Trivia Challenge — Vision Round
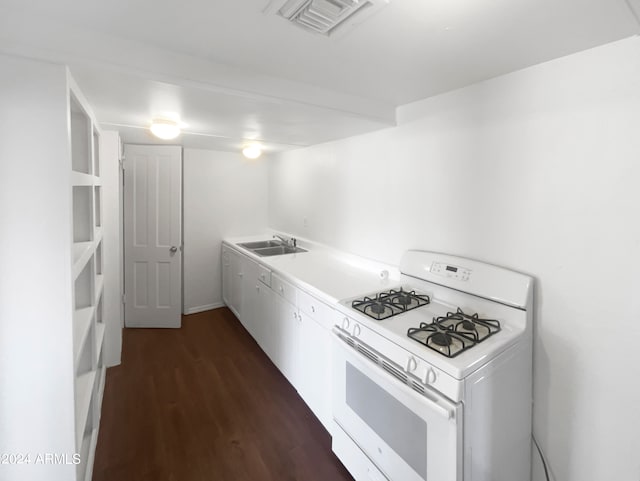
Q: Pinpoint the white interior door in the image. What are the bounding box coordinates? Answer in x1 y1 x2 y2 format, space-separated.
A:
124 144 182 328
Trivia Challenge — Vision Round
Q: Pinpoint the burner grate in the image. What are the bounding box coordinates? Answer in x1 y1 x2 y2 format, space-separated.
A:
407 308 501 358
351 288 430 320
436 307 501 343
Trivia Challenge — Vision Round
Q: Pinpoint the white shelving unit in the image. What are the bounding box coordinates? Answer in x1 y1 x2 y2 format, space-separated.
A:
1 55 116 481
70 75 106 481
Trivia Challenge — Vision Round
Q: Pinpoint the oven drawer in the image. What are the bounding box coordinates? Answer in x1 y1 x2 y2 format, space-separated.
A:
333 424 389 481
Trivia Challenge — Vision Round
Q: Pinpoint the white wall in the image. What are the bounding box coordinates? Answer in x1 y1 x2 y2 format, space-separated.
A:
183 148 268 314
268 36 640 481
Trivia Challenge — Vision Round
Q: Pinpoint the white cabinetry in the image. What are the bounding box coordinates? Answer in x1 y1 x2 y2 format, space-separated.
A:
222 246 232 306
0 54 106 481
297 291 334 433
240 255 260 334
243 258 272 350
222 246 244 319
223 247 274 353
221 243 335 434
253 278 275 352
271 273 302 389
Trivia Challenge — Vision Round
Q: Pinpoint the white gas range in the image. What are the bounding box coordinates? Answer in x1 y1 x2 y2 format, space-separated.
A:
330 250 533 481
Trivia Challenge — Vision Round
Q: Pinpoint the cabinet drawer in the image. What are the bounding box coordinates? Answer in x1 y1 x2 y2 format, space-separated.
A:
271 273 297 305
258 264 271 287
298 290 334 329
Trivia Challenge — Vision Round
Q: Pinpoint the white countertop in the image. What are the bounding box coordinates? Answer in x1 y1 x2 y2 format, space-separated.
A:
224 234 401 304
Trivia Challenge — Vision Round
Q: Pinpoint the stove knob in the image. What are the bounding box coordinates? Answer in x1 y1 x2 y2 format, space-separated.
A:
406 356 417 373
342 317 350 330
425 368 437 385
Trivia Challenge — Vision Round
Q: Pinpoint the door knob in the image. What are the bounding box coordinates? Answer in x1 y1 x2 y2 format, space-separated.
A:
170 246 178 253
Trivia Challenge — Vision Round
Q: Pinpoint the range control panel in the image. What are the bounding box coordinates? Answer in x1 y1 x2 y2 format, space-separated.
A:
430 261 471 281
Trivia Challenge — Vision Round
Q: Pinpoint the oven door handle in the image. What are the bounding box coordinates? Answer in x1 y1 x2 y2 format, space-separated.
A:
333 329 456 420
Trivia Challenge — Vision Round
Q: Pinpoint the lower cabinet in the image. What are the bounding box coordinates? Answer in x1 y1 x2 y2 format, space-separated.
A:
222 246 244 319
252 280 273 352
298 311 333 433
222 247 231 306
271 292 301 389
240 255 260 334
222 243 335 434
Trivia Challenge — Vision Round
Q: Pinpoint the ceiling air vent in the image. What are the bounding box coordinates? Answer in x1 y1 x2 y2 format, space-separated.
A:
264 0 389 37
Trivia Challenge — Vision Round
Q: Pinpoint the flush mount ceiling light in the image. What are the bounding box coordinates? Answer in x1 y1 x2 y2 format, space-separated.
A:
242 144 263 159
264 0 390 37
150 117 181 140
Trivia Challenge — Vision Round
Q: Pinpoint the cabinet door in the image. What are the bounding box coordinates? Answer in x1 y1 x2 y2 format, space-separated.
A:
240 256 260 337
299 311 333 433
253 281 273 353
262 289 284 368
229 249 243 319
271 293 301 390
222 247 231 306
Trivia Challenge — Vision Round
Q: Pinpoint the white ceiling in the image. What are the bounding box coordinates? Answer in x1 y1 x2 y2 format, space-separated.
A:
1 0 638 152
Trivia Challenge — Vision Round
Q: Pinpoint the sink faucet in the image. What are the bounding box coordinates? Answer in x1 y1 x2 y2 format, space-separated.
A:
274 234 297 247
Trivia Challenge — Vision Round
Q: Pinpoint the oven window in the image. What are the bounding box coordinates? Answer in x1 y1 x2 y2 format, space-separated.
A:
346 362 427 480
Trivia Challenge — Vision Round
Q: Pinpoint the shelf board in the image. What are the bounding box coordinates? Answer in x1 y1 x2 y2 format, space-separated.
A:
71 171 94 186
95 323 105 366
96 366 106 421
84 426 99 481
94 275 104 304
72 242 94 280
75 370 96 447
73 307 94 363
77 430 92 480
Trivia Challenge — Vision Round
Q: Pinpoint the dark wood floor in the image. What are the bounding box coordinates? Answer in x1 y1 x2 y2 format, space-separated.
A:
93 308 353 481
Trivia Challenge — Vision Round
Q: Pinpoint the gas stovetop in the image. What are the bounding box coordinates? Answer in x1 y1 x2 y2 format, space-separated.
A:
350 288 501 358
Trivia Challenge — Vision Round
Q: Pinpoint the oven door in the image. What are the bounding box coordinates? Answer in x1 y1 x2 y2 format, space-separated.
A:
332 330 462 481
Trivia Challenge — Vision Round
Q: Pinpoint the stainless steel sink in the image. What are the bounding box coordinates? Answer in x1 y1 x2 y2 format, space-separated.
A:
252 245 307 257
238 240 284 249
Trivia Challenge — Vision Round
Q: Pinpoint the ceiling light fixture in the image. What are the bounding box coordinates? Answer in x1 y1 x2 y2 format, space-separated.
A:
242 144 262 159
150 117 181 140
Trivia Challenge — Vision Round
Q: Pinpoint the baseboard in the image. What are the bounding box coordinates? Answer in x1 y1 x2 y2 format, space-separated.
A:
183 302 226 315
